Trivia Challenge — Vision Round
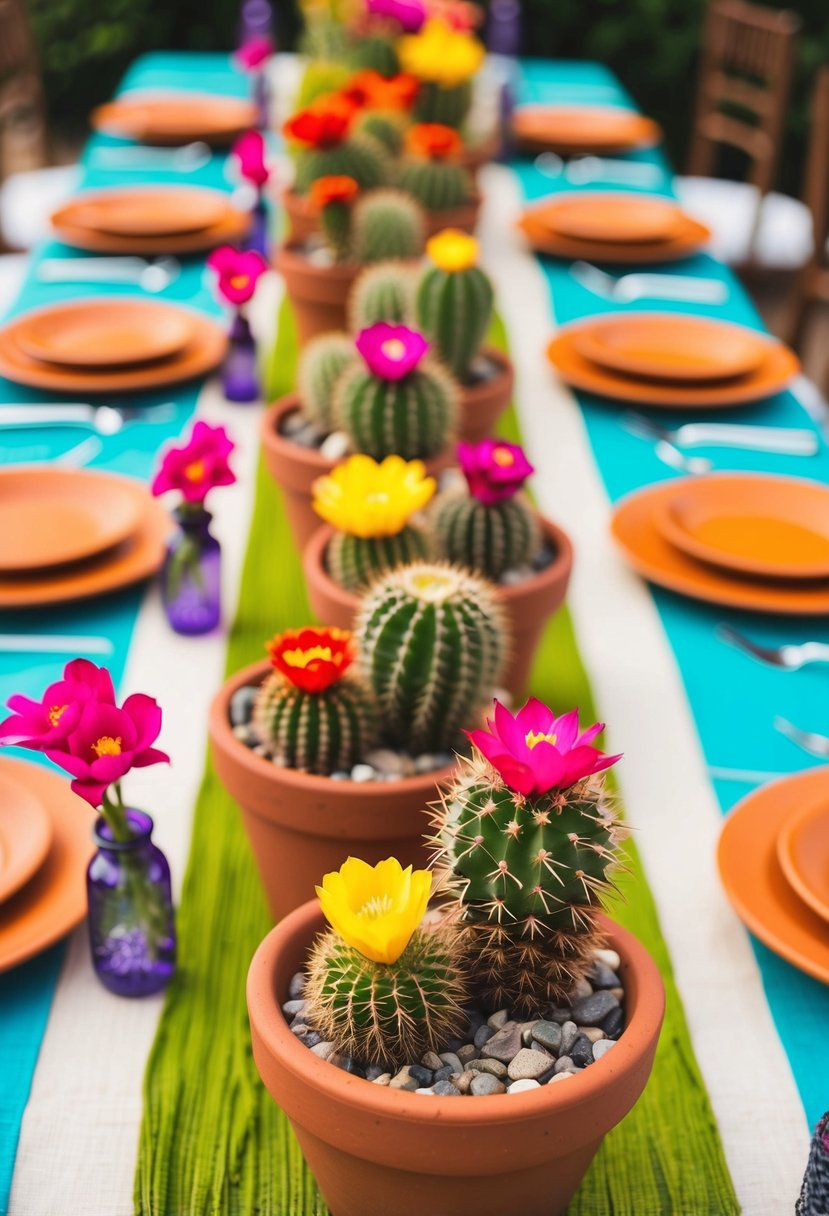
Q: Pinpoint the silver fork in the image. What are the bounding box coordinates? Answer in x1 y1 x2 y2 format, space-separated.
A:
623 411 818 456
622 416 711 474
774 717 829 758
0 401 177 436
571 261 728 305
717 624 829 670
534 152 663 188
90 141 212 172
38 256 181 294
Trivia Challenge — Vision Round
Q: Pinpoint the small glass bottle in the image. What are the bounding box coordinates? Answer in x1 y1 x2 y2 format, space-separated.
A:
160 504 222 635
245 195 269 258
222 312 259 404
86 809 176 998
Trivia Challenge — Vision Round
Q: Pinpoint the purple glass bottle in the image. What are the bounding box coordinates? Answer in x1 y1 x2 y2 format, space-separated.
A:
160 505 222 635
86 809 176 998
238 0 273 45
245 196 269 258
222 313 259 403
253 70 270 131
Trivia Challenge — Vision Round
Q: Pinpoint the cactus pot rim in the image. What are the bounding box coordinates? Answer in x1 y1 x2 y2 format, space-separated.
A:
275 240 360 289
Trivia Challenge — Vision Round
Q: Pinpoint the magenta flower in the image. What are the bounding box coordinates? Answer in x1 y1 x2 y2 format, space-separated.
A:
233 129 269 188
46 696 170 808
458 439 534 506
236 35 274 70
206 245 268 306
467 698 622 797
367 0 427 31
0 659 115 750
355 323 429 381
151 421 235 505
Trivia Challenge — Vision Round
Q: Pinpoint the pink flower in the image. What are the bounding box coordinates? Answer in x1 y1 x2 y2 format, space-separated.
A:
366 0 427 32
236 35 274 70
466 698 622 797
0 659 115 750
233 129 269 187
457 439 534 505
152 421 235 504
355 323 429 381
206 245 268 306
47 696 169 808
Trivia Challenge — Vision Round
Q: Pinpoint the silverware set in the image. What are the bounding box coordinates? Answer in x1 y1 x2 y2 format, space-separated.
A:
0 401 177 436
534 152 664 189
37 256 181 293
90 140 212 173
571 260 728 306
622 411 818 475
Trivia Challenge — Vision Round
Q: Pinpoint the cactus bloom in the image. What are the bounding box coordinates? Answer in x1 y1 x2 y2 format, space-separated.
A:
267 627 355 693
206 245 268 306
232 129 269 187
317 856 432 964
283 94 356 148
467 698 622 797
355 322 429 380
366 0 427 33
426 227 479 271
151 421 236 504
398 18 485 88
313 453 436 537
341 70 419 111
405 122 462 160
458 438 534 506
308 174 360 212
0 658 115 750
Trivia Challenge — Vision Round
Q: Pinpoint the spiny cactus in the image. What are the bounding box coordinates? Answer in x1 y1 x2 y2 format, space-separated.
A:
398 157 471 213
413 80 472 130
433 489 540 580
294 134 388 196
348 261 417 331
297 332 354 431
351 189 426 264
356 562 505 753
416 232 494 380
356 110 406 156
328 527 430 591
335 352 457 460
347 35 400 79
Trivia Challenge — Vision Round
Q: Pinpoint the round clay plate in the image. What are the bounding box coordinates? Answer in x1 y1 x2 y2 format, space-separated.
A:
15 299 195 369
63 187 228 237
717 767 829 984
654 474 829 581
51 200 250 255
518 205 710 264
0 769 53 905
513 105 662 155
536 194 685 244
777 799 829 925
0 468 149 573
0 757 94 973
572 315 768 384
91 94 257 147
611 479 829 615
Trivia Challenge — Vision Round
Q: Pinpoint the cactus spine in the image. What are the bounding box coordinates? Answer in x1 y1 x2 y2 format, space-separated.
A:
328 526 430 591
347 36 400 79
334 357 457 460
348 261 417 331
413 80 472 130
356 563 505 752
432 490 540 579
297 332 354 431
252 671 376 775
416 258 493 381
351 189 426 264
398 158 472 212
356 110 406 155
294 135 387 196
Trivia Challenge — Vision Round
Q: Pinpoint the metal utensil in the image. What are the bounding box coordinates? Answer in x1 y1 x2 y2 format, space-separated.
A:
774 717 829 759
0 402 177 436
717 624 829 671
0 634 114 656
38 256 181 294
571 261 728 305
792 374 829 445
534 152 663 188
621 417 712 474
90 140 212 172
622 411 819 456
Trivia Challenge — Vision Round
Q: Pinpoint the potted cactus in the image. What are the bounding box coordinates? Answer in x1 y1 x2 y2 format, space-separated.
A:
398 17 484 131
209 562 505 920
397 123 481 235
247 700 665 1216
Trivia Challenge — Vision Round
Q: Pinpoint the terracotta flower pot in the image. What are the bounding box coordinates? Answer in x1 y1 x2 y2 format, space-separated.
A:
459 131 500 182
423 189 482 237
303 514 574 696
281 188 318 245
459 345 513 443
247 901 665 1216
275 243 358 346
209 660 455 922
281 187 483 244
261 395 456 552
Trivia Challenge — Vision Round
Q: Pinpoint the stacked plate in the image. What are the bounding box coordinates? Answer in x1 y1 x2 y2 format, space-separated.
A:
51 186 250 255
0 297 226 394
90 93 257 147
0 466 168 608
512 105 662 156
519 192 710 262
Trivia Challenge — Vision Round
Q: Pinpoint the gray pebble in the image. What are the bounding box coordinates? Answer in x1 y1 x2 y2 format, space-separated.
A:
433 1080 462 1096
507 1078 540 1093
444 1037 465 1053
521 1023 538 1047
408 1065 434 1087
457 1043 478 1065
290 1025 321 1048
468 1057 507 1078
593 1039 616 1061
433 1066 454 1083
373 1073 391 1085
329 770 350 781
439 1052 462 1073
507 1049 554 1082
570 976 594 1000
481 1021 523 1063
500 565 534 586
229 685 257 726
548 1070 574 1084
471 1073 506 1096
560 1021 578 1055
350 763 376 783
474 1024 495 1049
364 1063 387 1081
421 1051 443 1071
547 1007 573 1024
310 1042 337 1062
590 962 621 990
389 1067 420 1091
581 1027 606 1044
415 1087 436 1095
365 748 415 777
602 1007 625 1039
487 1009 509 1030
452 1071 475 1094
319 430 350 461
232 723 257 746
570 1034 594 1068
281 410 309 438
464 1009 485 1036
531 1021 562 1054
571 990 619 1026
281 999 306 1018
336 1056 365 1077
288 972 306 1000
554 1055 576 1075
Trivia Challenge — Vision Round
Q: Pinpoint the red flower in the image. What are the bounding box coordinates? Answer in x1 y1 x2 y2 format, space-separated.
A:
309 174 360 213
267 627 355 693
341 70 420 112
405 122 462 160
283 94 357 149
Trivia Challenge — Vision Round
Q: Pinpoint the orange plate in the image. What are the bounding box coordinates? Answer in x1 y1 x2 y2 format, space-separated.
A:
518 206 711 265
534 194 686 244
91 94 257 147
513 105 662 155
717 767 829 984
15 299 195 369
655 474 829 581
0 497 169 608
0 302 225 394
51 200 250 255
0 468 149 573
777 799 829 925
0 757 94 973
547 321 799 410
611 479 829 615
0 769 53 905
63 187 229 237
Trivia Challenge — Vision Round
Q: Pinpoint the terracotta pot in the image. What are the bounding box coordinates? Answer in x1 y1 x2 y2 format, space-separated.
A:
247 902 665 1216
304 514 574 696
460 131 500 182
459 345 513 442
275 243 358 346
281 188 318 245
209 660 455 922
261 396 456 552
423 189 482 237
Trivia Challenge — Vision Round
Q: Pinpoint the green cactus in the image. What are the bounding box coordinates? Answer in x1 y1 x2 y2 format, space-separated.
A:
305 925 468 1065
328 526 431 592
334 356 457 460
432 490 540 580
348 261 417 331
294 134 388 196
356 110 406 156
416 257 493 380
252 670 376 776
413 81 472 130
351 189 426 265
435 755 625 1012
347 35 400 79
397 157 472 213
297 332 354 432
356 563 505 753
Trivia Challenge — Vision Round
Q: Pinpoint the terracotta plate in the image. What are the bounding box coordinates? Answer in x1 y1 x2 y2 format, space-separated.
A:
518 206 711 264
655 474 829 581
15 299 194 369
547 322 799 410
513 105 662 155
572 315 768 384
63 187 228 237
717 767 829 984
777 799 829 925
90 94 257 147
0 303 225 393
0 497 169 608
535 194 686 244
611 479 829 614
0 769 53 905
51 201 250 255
0 468 149 573
0 757 94 973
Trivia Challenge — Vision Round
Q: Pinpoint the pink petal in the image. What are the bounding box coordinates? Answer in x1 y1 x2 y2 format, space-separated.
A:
122 694 162 750
552 707 580 751
132 746 170 769
530 745 568 793
90 753 132 783
465 728 509 769
6 694 43 715
516 697 556 739
69 778 107 808
575 721 604 747
491 755 537 797
491 699 525 752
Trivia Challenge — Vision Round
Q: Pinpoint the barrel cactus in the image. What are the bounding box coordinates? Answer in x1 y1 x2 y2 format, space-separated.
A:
398 124 472 213
335 323 457 460
297 331 355 431
356 561 505 753
313 453 436 591
285 93 388 195
344 70 420 156
397 19 484 130
415 229 493 381
434 698 625 1013
351 189 426 264
413 80 472 129
348 261 418 331
252 627 376 775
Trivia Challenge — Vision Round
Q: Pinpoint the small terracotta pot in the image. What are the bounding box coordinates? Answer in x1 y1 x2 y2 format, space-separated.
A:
459 345 513 443
423 189 482 237
281 188 318 245
261 396 456 551
304 514 574 696
460 131 500 182
281 187 483 244
275 243 358 346
247 902 665 1216
209 660 455 922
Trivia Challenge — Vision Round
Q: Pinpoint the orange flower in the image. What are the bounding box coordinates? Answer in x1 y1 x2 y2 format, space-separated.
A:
309 174 360 212
283 93 357 149
341 70 420 112
266 627 355 694
405 122 462 161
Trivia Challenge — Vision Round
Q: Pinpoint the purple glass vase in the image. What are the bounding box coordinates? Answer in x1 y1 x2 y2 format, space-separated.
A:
245 195 269 258
486 0 522 56
160 505 222 636
86 809 176 998
253 70 270 130
222 312 259 403
238 0 273 45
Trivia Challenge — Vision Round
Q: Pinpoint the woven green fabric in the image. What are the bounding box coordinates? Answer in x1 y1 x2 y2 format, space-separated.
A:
134 305 738 1215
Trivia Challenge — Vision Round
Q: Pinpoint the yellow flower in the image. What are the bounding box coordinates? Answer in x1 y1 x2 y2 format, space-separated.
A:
317 856 432 964
311 453 436 538
426 228 479 272
397 19 485 88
